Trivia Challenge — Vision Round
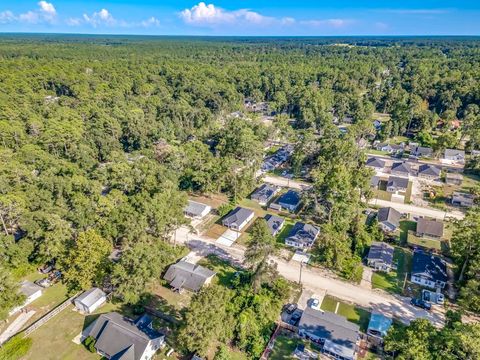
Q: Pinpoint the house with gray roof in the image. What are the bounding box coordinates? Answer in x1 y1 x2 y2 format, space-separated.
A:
163 261 216 292
416 218 444 239
411 250 447 290
366 157 386 170
9 281 43 316
285 222 320 249
83 312 165 360
444 149 465 163
250 184 279 206
386 176 409 193
411 146 433 158
377 207 401 233
418 164 441 180
298 307 360 360
445 173 463 185
390 162 411 177
367 242 394 272
276 190 302 212
452 192 475 207
376 143 405 156
370 175 381 188
222 207 254 231
74 287 107 314
184 200 211 219
264 214 285 236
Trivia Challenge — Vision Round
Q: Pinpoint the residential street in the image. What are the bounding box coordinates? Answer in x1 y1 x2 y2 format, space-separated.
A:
262 175 312 190
175 226 445 327
368 198 464 220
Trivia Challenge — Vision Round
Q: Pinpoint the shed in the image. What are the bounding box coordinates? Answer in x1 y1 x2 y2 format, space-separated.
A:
74 287 107 314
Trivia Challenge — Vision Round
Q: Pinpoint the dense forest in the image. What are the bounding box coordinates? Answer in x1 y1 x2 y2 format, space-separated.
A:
1 36 480 355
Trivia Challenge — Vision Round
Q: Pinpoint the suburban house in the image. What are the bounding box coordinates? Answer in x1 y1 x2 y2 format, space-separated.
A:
9 281 43 315
366 157 386 170
411 251 448 290
376 143 405 156
298 307 360 360
416 218 444 239
74 287 107 314
285 222 320 249
370 175 381 188
250 184 279 206
83 312 165 360
367 313 393 339
386 176 409 193
390 162 411 177
418 164 441 181
445 173 463 185
367 242 395 272
452 191 475 207
411 146 433 158
222 207 255 231
184 200 211 219
164 261 216 292
276 190 302 212
264 214 285 236
444 149 465 163
377 207 401 233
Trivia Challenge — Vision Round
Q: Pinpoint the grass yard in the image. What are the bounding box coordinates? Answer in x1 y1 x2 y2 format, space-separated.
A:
238 198 268 218
407 232 445 251
368 149 389 156
462 173 480 191
373 189 392 202
269 334 297 360
275 218 296 247
371 247 412 295
404 181 413 203
198 254 241 288
399 221 416 245
320 296 370 332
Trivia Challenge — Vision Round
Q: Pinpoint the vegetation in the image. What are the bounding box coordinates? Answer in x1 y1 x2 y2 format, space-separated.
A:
0 336 32 360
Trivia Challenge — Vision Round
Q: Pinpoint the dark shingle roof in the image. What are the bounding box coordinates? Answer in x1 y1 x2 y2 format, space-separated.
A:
251 184 278 203
264 214 285 235
164 261 215 292
411 251 447 283
367 242 394 265
86 312 163 360
445 149 465 158
417 218 444 237
412 146 433 157
277 190 301 207
286 222 320 247
391 162 411 174
418 164 441 177
366 157 386 169
377 207 401 228
387 176 409 189
222 207 254 227
184 200 210 217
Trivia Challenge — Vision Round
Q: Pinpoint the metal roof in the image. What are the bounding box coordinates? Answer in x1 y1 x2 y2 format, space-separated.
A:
75 287 106 308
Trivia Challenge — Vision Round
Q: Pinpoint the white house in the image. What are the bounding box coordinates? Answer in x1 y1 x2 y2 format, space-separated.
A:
222 207 254 231
443 149 465 164
184 200 211 219
74 287 107 314
9 281 43 315
411 251 447 290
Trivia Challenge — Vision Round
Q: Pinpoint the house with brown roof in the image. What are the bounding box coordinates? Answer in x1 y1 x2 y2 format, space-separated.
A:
416 218 444 239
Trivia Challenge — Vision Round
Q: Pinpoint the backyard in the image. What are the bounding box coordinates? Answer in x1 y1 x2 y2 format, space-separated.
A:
320 295 370 332
371 247 412 295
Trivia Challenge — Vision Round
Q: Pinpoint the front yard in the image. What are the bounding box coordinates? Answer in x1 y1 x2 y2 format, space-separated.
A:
371 247 412 295
320 295 370 332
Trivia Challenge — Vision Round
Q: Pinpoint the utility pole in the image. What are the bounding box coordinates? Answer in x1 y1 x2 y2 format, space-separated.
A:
299 261 304 285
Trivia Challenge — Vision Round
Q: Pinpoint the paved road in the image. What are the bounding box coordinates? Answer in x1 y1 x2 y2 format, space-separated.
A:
262 175 312 190
176 226 445 327
369 198 464 220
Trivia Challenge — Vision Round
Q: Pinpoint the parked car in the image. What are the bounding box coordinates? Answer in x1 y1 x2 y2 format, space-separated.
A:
422 289 444 305
35 278 52 288
289 312 302 326
411 298 431 310
48 270 62 282
38 264 53 274
285 303 297 314
309 298 320 310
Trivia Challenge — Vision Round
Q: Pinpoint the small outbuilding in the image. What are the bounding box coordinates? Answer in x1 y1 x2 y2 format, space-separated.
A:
367 313 393 338
74 287 107 314
184 200 212 219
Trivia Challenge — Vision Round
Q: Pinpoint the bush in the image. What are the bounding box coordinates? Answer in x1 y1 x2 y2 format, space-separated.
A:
0 336 32 360
83 336 96 353
217 203 234 217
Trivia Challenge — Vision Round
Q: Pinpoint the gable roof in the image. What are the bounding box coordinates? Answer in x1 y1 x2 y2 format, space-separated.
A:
411 251 447 283
412 146 433 156
370 175 381 187
446 173 463 181
377 207 401 228
19 281 43 298
417 218 444 237
86 312 163 360
299 308 359 360
264 214 285 235
222 207 254 227
368 313 393 337
445 149 465 158
286 222 320 247
366 157 386 169
251 184 278 202
76 287 106 308
418 164 441 177
184 200 211 217
164 261 216 292
277 190 301 207
367 242 394 265
387 176 409 189
391 162 411 174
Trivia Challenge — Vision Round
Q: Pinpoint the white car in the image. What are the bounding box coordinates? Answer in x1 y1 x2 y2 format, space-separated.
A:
309 298 320 310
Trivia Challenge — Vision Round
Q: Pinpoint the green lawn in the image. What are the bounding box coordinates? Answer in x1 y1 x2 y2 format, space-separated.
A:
371 247 412 295
399 221 416 245
198 254 241 288
404 181 413 203
276 218 296 246
368 149 389 156
373 189 392 201
269 335 297 360
407 232 445 251
320 296 370 332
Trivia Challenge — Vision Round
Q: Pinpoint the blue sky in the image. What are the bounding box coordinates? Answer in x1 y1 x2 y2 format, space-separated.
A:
0 1 479 35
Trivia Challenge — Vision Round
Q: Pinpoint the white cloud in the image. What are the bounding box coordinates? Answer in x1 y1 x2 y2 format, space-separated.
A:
19 11 39 24
0 2 57 24
300 18 352 28
180 2 273 26
66 17 81 26
38 1 56 17
141 17 160 27
83 8 116 27
0 10 15 24
380 9 449 15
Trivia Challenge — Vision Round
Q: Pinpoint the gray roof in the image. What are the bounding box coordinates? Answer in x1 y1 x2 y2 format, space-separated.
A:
367 242 394 265
75 287 106 308
417 218 444 237
412 146 433 157
387 176 409 189
19 281 43 298
277 190 301 207
377 207 401 228
264 214 285 235
299 308 359 360
446 173 463 180
370 175 381 187
164 261 215 292
391 162 411 174
222 207 254 227
86 312 163 360
445 149 465 158
366 157 386 169
251 184 278 203
286 222 320 247
418 164 441 177
411 251 447 283
184 200 210 217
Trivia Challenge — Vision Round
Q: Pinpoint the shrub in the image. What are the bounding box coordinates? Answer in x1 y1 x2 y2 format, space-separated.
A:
83 336 96 353
0 336 32 360
217 203 234 217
